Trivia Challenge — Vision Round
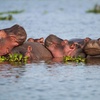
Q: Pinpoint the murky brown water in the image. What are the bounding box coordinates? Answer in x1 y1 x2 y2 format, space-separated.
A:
0 0 100 100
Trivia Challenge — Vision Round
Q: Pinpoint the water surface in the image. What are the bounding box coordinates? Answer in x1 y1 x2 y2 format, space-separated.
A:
0 0 100 100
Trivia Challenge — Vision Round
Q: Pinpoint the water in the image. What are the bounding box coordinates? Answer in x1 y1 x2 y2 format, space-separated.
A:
0 0 100 100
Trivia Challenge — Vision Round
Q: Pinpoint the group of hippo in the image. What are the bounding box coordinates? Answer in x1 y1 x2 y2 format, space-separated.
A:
0 24 100 63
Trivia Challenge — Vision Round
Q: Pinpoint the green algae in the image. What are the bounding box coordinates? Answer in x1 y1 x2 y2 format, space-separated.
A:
63 56 86 63
86 4 100 14
0 10 24 15
0 10 24 21
0 53 28 63
0 15 13 20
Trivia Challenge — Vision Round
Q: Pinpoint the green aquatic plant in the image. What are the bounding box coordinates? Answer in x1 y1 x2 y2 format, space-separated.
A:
63 56 86 63
0 56 6 62
0 10 24 21
0 53 28 63
0 15 13 20
86 4 100 14
43 10 48 15
0 10 24 15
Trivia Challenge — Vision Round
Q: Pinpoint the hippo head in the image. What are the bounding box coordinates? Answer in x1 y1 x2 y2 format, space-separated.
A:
4 24 27 45
45 34 86 58
84 38 100 56
0 24 27 56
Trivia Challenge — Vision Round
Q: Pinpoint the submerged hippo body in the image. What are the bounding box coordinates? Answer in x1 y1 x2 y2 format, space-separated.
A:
10 42 53 61
22 42 53 60
84 38 100 56
86 56 100 65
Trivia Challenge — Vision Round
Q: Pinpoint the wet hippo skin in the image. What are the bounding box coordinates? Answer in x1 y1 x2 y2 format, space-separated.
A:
84 38 100 56
10 42 53 61
0 24 27 56
45 34 86 58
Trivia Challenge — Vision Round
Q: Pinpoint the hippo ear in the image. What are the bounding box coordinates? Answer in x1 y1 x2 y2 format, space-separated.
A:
27 38 34 42
6 47 10 54
61 40 68 46
9 35 19 46
84 37 91 43
40 37 44 43
27 46 32 52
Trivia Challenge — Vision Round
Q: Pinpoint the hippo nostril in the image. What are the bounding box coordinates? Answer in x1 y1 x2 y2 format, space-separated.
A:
70 46 74 49
70 44 74 49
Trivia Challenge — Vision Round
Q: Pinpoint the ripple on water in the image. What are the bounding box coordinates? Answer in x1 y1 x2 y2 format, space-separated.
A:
0 0 100 100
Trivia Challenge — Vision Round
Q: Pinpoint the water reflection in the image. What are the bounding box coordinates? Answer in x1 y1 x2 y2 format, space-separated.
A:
0 63 26 79
0 56 100 79
0 0 100 99
46 57 100 66
86 57 100 66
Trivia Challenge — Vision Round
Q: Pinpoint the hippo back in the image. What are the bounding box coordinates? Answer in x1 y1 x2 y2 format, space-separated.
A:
23 42 53 60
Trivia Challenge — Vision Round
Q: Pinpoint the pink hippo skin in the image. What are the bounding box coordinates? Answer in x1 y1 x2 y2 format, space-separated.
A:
45 34 86 58
0 24 27 56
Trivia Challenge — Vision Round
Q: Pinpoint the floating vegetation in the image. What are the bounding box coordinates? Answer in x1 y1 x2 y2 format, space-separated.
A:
0 53 28 64
0 10 24 21
0 10 24 15
63 56 86 63
0 15 13 20
43 10 48 15
86 4 100 14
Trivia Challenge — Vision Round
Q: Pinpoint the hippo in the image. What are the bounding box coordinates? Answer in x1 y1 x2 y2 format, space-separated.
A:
45 34 86 58
83 38 100 56
0 24 100 63
3 24 27 45
0 24 27 56
10 42 53 62
69 37 91 48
